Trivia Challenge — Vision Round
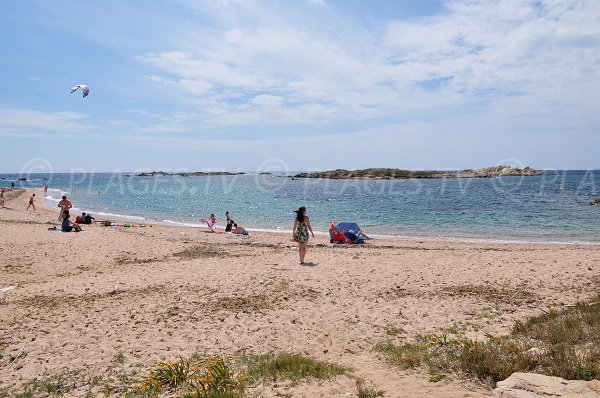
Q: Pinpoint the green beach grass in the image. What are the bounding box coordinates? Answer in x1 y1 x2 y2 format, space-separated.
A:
375 294 600 386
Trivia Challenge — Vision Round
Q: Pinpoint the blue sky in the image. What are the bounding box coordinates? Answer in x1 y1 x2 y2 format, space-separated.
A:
1 0 599 173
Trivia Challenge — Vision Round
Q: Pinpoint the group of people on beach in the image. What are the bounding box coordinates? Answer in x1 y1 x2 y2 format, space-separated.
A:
5 182 319 264
203 207 315 264
56 195 95 232
204 211 249 236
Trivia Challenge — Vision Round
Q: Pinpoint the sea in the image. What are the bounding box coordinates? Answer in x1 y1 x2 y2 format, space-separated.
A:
1 171 600 244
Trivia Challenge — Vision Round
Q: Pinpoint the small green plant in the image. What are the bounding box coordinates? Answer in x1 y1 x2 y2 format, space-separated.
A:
385 325 405 336
374 341 423 369
100 385 113 396
355 377 384 398
242 352 349 383
133 355 246 398
0 346 5 360
429 374 445 383
8 377 72 397
113 351 125 365
375 294 600 387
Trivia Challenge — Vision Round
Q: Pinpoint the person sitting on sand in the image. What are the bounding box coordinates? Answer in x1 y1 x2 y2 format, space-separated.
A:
207 213 217 232
0 189 5 208
61 214 76 232
83 213 95 224
232 223 249 236
76 213 85 223
357 229 370 239
26 193 36 211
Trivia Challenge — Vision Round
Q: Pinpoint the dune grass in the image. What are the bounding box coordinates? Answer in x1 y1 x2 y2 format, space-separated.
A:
131 355 247 398
241 352 349 383
375 294 600 386
355 377 385 398
4 377 72 398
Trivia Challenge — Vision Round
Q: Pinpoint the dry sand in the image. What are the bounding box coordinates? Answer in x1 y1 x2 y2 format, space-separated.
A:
1 188 599 397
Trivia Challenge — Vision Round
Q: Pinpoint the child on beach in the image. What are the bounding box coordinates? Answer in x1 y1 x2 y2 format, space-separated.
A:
26 194 36 211
207 213 217 232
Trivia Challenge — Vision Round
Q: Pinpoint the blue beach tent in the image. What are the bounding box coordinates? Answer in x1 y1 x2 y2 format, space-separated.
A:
330 222 370 244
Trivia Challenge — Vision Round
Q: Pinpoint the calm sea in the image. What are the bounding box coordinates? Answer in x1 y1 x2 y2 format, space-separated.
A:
2 171 599 243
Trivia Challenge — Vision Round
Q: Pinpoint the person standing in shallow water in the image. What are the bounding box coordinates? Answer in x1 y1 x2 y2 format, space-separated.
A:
293 206 314 264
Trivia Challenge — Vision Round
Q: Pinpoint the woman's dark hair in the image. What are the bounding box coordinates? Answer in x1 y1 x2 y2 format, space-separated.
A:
62 196 67 200
294 206 306 223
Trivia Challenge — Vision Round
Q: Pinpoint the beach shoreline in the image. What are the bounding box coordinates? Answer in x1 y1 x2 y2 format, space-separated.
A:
1 187 599 397
34 187 600 246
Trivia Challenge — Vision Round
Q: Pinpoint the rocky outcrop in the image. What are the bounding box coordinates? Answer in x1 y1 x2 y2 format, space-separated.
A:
136 171 245 177
449 166 544 178
293 166 545 180
590 198 600 206
493 372 600 398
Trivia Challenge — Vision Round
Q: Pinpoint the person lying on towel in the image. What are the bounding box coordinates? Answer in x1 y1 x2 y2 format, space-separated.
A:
232 223 249 236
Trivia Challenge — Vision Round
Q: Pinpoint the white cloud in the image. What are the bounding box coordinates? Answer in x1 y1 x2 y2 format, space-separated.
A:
0 106 94 138
137 0 599 135
307 0 327 6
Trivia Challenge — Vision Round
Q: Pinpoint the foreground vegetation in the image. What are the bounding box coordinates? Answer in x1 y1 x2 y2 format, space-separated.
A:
375 294 600 386
241 352 349 383
2 352 360 398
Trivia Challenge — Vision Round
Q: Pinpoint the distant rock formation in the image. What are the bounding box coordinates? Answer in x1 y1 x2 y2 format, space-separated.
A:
590 198 600 206
293 166 544 180
492 372 600 397
449 166 544 178
136 171 245 177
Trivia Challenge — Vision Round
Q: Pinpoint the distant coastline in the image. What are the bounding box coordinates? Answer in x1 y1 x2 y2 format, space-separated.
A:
136 171 246 177
293 165 545 180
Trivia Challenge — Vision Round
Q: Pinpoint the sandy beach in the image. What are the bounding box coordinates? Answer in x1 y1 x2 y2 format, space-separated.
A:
1 188 599 397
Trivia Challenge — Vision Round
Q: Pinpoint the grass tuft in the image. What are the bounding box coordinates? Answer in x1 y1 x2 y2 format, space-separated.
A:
113 351 125 365
132 355 246 398
375 294 600 386
242 352 349 383
355 377 384 397
7 377 72 398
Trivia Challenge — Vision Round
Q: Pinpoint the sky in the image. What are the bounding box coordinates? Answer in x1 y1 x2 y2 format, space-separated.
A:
1 0 599 173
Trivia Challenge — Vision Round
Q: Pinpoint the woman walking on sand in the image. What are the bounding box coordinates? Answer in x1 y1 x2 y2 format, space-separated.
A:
293 206 314 264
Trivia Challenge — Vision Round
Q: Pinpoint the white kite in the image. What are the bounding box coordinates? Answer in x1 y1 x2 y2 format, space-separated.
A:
70 84 90 98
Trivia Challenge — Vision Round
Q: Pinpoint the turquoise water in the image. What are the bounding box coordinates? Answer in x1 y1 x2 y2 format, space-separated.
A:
2 171 600 243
